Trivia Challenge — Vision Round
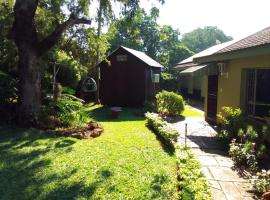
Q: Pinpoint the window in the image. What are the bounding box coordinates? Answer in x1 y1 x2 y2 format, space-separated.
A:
116 55 127 62
245 69 270 118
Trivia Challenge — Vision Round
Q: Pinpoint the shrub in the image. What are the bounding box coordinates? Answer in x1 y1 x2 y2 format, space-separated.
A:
228 125 267 172
143 101 156 113
217 107 244 143
41 94 89 128
0 70 18 106
62 86 76 95
176 145 212 200
156 90 184 116
229 139 258 172
145 112 179 145
251 169 270 194
160 72 178 92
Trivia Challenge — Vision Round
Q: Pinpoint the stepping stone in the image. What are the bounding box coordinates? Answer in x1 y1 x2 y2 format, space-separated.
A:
198 155 219 166
215 156 234 167
208 166 247 182
219 181 244 200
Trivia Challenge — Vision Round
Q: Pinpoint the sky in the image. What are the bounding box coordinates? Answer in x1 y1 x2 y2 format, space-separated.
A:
140 0 270 40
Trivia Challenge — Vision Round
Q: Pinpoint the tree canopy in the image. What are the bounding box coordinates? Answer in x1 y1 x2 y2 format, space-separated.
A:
182 26 233 53
108 7 193 70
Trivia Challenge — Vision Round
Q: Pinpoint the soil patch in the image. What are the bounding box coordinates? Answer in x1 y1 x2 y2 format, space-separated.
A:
49 122 103 139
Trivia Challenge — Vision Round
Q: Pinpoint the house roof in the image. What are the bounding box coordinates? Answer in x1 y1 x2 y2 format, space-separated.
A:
120 46 164 68
216 26 270 54
193 26 270 63
175 41 235 69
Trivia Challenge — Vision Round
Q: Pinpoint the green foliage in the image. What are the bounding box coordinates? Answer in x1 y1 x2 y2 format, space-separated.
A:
143 101 156 113
229 139 258 172
156 90 184 116
217 106 244 143
0 1 17 72
182 26 233 53
176 145 212 200
62 86 76 95
160 72 178 92
108 7 193 70
251 170 270 194
0 71 18 106
54 50 88 88
228 125 267 172
145 112 179 144
42 94 89 127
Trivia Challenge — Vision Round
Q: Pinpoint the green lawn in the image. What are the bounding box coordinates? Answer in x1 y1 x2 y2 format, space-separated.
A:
0 106 178 199
182 106 204 118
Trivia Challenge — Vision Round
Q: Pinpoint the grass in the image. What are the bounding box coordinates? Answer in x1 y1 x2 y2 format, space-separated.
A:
182 106 204 118
0 105 178 199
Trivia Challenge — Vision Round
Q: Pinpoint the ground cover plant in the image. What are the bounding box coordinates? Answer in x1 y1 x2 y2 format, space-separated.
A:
176 146 212 200
145 112 211 200
0 106 178 199
145 112 179 147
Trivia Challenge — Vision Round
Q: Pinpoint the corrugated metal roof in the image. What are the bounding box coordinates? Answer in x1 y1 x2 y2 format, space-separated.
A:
121 46 164 68
175 41 235 69
216 26 270 54
180 65 207 74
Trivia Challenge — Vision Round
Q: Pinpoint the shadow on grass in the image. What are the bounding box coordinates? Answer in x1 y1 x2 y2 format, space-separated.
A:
44 169 113 199
88 106 145 122
155 134 175 156
150 174 171 199
0 127 112 199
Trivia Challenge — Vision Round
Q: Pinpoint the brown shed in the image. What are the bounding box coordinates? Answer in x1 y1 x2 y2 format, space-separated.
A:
97 46 163 107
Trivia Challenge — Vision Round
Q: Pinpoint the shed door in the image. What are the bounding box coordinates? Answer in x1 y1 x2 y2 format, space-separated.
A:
207 75 218 122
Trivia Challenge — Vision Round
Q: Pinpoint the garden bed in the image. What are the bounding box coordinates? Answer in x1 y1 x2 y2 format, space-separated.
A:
49 122 103 139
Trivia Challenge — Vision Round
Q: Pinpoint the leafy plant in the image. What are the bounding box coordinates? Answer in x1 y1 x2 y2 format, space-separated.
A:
176 145 212 200
145 112 179 145
156 90 184 117
143 101 156 113
62 86 76 95
41 94 89 128
0 70 18 106
160 72 178 92
228 124 268 172
251 170 270 194
229 139 258 172
217 106 244 143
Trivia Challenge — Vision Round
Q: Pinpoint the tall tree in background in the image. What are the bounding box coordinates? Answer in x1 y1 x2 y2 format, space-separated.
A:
182 26 233 53
108 7 193 70
11 0 91 124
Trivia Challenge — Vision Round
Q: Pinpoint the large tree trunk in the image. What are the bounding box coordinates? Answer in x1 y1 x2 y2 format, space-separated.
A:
11 0 91 126
17 44 41 124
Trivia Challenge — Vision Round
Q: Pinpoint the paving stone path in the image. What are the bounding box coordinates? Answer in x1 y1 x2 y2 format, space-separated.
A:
171 114 254 200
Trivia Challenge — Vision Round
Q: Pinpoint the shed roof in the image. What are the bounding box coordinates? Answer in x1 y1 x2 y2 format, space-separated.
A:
120 46 163 68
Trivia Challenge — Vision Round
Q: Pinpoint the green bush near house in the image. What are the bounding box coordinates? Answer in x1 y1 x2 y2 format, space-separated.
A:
217 106 244 144
145 112 179 146
251 169 270 195
156 90 184 117
176 145 212 200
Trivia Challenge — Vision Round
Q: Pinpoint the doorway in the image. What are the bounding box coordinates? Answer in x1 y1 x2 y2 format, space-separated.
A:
207 75 218 123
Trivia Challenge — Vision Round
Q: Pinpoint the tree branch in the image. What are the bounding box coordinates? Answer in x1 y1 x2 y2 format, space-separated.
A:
37 13 91 56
